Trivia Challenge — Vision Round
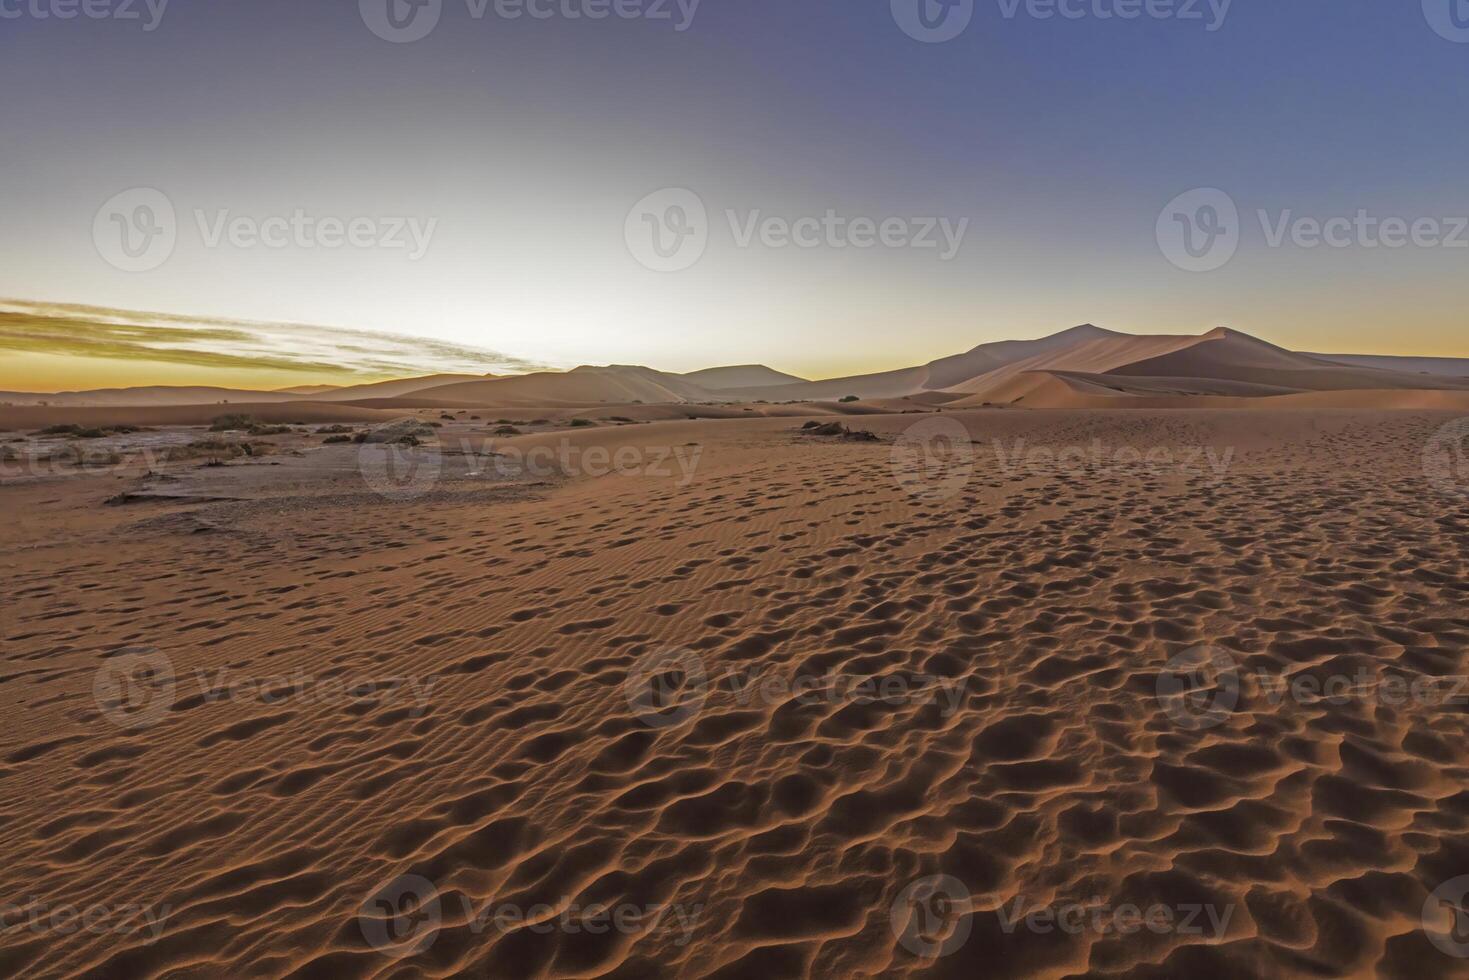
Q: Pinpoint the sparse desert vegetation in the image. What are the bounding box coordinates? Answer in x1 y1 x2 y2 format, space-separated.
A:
35 423 145 438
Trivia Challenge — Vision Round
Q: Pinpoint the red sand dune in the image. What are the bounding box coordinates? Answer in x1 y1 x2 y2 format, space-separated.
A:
11 324 1469 413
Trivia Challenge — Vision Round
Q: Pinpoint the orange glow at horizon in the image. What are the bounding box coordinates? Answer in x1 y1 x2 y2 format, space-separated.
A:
0 352 406 395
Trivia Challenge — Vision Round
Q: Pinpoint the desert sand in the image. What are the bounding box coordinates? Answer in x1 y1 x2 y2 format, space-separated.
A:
4 392 1469 978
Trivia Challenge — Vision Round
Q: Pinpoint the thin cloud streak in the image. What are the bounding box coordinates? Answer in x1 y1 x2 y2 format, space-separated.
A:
0 299 551 390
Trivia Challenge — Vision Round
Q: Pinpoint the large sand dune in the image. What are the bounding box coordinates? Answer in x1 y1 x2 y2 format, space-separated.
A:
11 322 1469 412
678 366 809 391
1107 329 1469 393
944 329 1469 409
940 333 1218 403
712 325 1124 402
953 374 1469 410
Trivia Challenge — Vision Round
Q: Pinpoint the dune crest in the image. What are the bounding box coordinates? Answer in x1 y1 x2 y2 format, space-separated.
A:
9 309 1469 412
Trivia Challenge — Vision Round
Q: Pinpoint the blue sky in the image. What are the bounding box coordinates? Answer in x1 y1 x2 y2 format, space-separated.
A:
2 0 1466 383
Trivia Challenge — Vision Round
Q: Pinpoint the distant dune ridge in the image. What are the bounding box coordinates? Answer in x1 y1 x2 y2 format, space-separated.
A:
678 364 810 390
5 314 1469 411
1304 351 1469 379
